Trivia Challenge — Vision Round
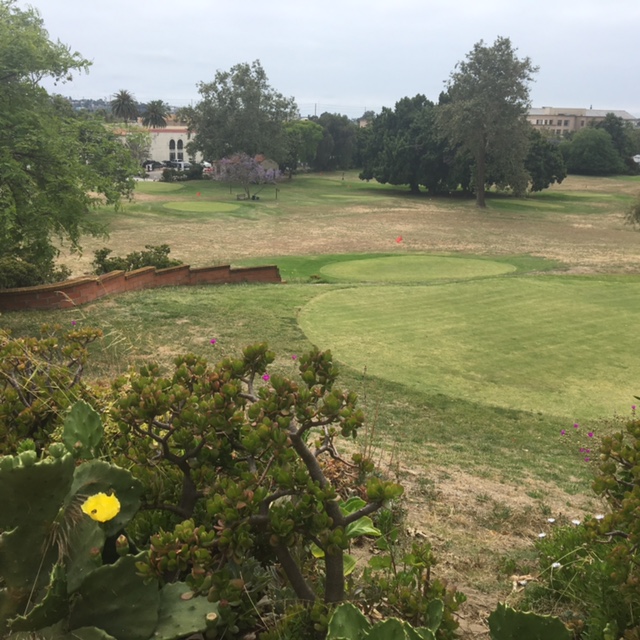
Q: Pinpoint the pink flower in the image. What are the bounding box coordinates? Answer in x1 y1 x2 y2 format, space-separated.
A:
573 423 579 429
560 429 566 435
291 354 297 360
588 432 594 438
210 339 217 345
633 405 637 411
71 320 77 326
262 373 270 382
584 457 591 462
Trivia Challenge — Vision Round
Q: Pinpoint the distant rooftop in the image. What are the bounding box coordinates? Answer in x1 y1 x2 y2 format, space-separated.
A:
529 107 638 120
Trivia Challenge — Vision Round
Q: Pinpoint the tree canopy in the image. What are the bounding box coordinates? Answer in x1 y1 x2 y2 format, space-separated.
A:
525 129 567 191
214 153 280 199
141 99 169 128
438 37 538 207
560 127 626 176
0 0 139 287
310 112 358 171
282 119 324 175
186 60 298 163
359 95 452 194
110 89 138 123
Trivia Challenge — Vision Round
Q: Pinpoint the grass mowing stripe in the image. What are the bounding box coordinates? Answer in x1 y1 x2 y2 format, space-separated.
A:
298 277 640 421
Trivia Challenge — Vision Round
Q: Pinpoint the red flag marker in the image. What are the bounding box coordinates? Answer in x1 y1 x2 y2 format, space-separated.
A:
196 192 201 197
396 236 403 243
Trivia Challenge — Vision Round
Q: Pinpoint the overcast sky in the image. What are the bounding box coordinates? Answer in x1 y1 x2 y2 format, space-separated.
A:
26 0 640 119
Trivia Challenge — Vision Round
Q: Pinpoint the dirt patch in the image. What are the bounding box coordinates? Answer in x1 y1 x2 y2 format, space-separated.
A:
330 431 600 639
371 458 600 639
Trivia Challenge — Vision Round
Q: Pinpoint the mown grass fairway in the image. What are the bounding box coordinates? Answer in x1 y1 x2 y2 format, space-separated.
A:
6 171 640 623
299 271 640 421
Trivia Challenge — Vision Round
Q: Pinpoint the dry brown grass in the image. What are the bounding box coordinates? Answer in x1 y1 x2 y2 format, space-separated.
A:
60 173 640 278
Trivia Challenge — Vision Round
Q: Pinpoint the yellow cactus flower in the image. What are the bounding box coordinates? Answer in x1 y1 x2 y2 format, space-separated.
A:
81 492 121 522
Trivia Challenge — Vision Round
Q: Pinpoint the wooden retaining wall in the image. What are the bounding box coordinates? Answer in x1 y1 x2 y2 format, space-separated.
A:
0 264 281 312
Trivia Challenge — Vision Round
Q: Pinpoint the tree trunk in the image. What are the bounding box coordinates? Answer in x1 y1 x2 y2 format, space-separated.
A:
275 543 316 602
324 547 346 604
475 147 487 208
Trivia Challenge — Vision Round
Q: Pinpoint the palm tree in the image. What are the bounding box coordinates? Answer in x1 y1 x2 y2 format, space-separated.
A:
141 100 168 128
110 89 138 124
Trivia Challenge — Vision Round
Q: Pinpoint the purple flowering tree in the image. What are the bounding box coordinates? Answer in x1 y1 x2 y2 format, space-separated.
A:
215 152 280 199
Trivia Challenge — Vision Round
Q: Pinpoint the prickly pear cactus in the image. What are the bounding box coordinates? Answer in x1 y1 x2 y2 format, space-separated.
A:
0 450 75 630
154 583 220 640
488 603 571 640
68 554 159 640
62 400 104 459
7 621 118 639
326 602 438 640
327 602 372 639
1 402 143 637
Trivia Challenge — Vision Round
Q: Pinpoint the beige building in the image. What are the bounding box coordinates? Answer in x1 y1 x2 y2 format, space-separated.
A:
146 125 203 164
528 107 639 137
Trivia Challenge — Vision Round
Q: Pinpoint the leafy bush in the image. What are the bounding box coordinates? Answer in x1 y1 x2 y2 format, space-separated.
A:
0 325 103 455
0 256 71 289
357 540 465 639
159 168 188 182
111 344 403 611
625 193 640 228
92 244 182 275
186 163 204 180
526 410 640 638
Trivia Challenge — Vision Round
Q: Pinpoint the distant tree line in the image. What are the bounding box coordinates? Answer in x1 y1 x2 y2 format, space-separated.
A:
181 44 566 208
558 113 640 176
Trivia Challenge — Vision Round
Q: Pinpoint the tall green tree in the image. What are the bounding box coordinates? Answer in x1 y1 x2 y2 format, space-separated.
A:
560 128 626 175
360 95 451 194
0 1 138 287
187 60 298 163
121 126 151 165
110 89 138 123
525 129 567 191
438 37 538 207
282 119 324 176
594 113 639 173
311 112 358 171
141 99 168 128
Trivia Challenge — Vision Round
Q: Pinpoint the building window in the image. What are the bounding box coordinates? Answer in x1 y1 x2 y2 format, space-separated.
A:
581 121 585 127
177 140 184 161
564 120 569 126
